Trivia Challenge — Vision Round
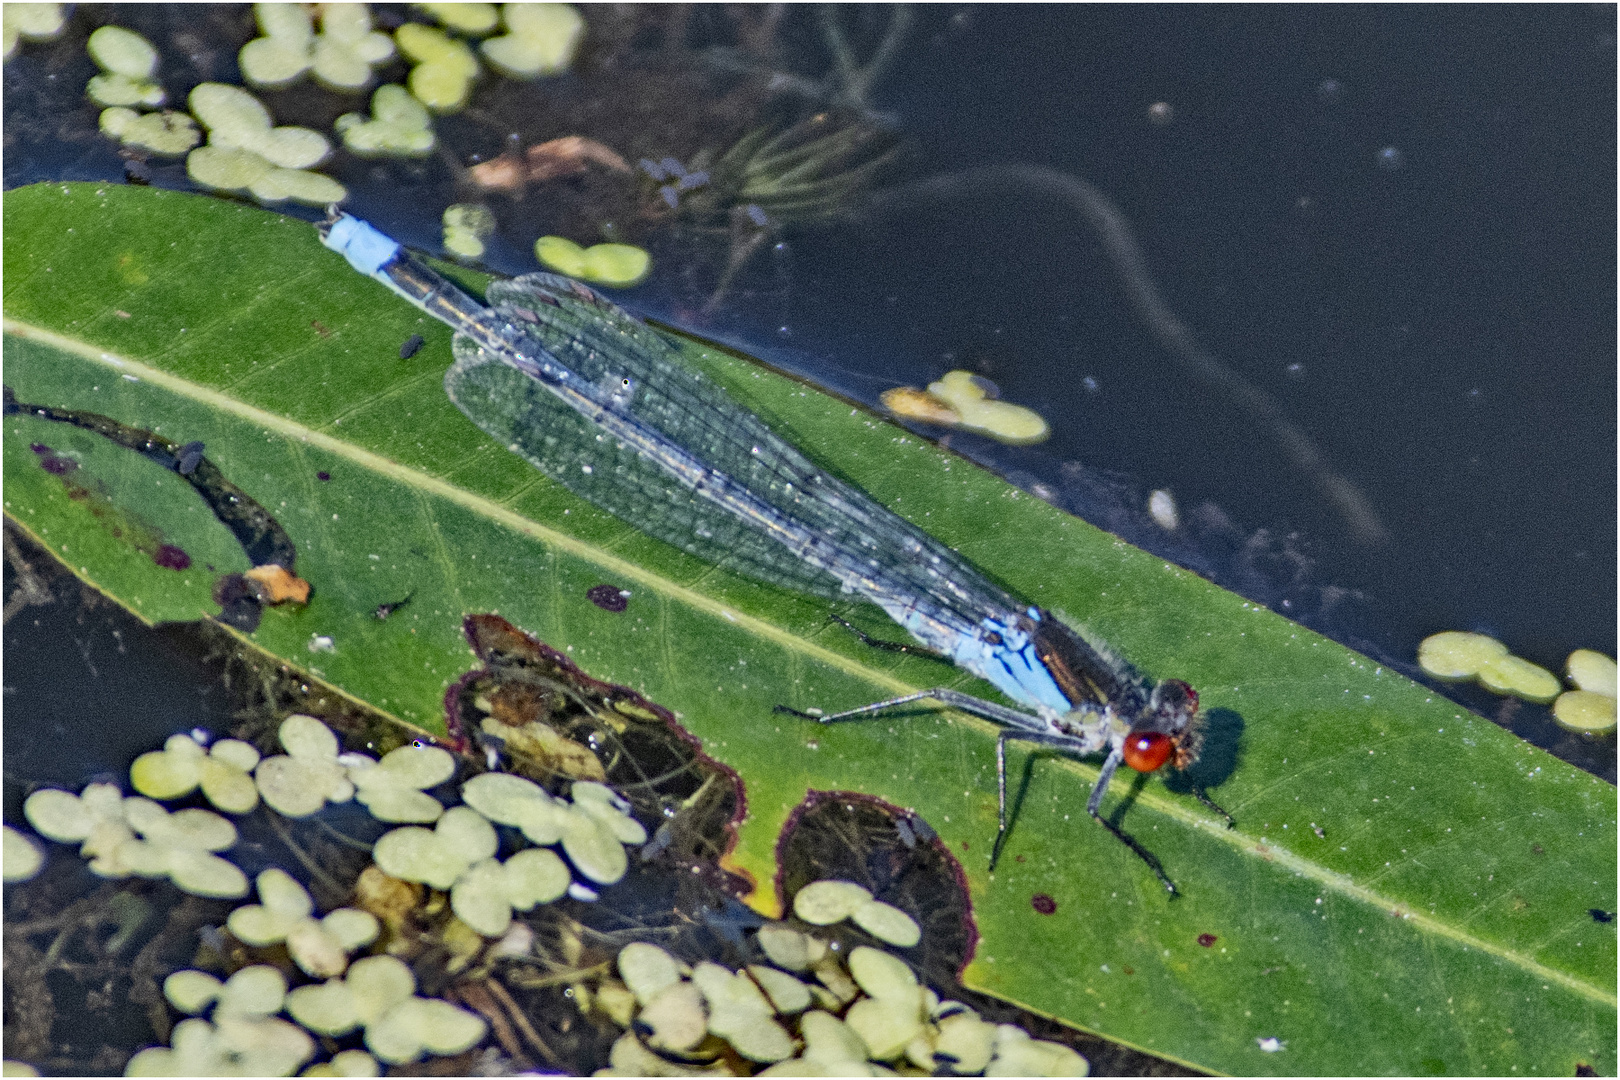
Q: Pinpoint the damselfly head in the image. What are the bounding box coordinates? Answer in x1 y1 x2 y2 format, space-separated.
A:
1122 679 1202 772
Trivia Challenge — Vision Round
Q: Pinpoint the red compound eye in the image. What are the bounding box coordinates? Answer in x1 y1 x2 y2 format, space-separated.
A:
1123 730 1174 772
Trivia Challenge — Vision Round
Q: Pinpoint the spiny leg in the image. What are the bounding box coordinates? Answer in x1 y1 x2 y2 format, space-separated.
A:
828 613 950 661
1192 784 1235 828
992 733 1181 896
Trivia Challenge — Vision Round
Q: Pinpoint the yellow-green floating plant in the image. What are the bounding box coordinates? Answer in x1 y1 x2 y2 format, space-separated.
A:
335 83 437 157
3 3 66 61
535 235 651 287
480 2 584 79
395 23 479 113
86 25 164 107
239 2 396 91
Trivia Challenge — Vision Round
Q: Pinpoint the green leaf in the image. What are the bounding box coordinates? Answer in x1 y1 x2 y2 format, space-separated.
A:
4 182 1613 1075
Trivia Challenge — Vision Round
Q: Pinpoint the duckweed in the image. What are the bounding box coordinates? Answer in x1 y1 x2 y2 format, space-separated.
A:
927 370 1050 445
1552 690 1618 734
3 4 66 60
1477 654 1561 703
1567 649 1617 697
125 1015 315 1077
850 897 921 948
793 878 873 924
185 83 344 205
86 26 165 108
442 202 496 259
227 868 378 977
350 742 455 822
335 83 436 157
98 108 201 156
480 3 584 80
534 235 651 287
1416 630 1509 681
130 733 260 813
239 3 395 90
253 714 357 817
395 23 479 113
417 3 500 35
2 825 43 884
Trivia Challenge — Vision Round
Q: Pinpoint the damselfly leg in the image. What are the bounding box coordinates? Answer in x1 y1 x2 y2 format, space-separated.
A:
775 687 1182 895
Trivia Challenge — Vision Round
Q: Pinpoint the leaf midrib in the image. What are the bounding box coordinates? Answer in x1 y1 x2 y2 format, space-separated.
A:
6 313 1610 1008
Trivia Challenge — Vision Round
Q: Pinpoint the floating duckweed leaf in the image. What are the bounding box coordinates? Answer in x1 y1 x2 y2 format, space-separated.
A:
559 806 628 884
24 784 110 842
501 846 570 909
372 825 463 890
846 946 919 1004
929 370 1050 445
756 924 817 973
934 1009 996 1074
449 857 511 936
131 733 259 812
305 1048 381 1077
617 942 684 1006
480 2 584 79
284 977 361 1036
282 714 340 759
533 234 650 287
365 995 487 1064
323 907 381 951
1417 630 1509 680
985 1024 1089 1077
1553 690 1618 734
798 1009 869 1066
850 898 921 948
352 743 454 822
459 771 548 821
189 84 330 168
1478 654 1561 703
85 26 164 107
238 3 316 88
417 3 500 35
846 995 926 1062
335 84 436 157
163 970 224 1015
637 981 707 1053
310 4 396 90
98 107 200 155
3 3 66 59
747 964 812 1015
214 964 286 1019
2 825 44 884
228 867 313 942
1567 649 1617 696
395 23 479 113
436 805 499 860
793 879 873 925
442 202 495 260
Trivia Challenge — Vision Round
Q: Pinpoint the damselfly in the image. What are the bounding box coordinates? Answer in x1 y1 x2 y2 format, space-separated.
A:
318 212 1231 894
